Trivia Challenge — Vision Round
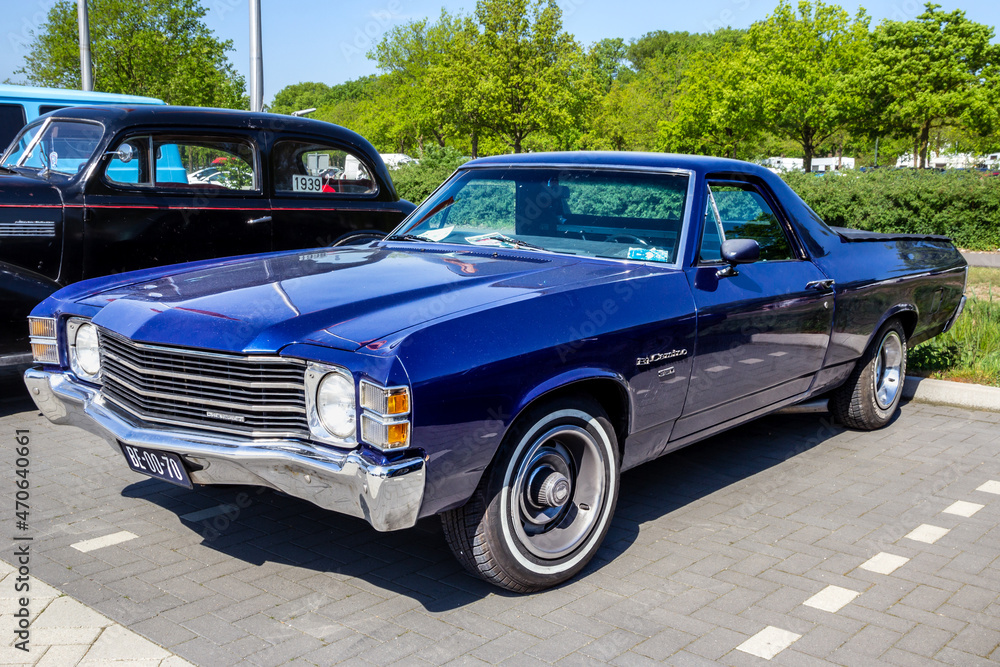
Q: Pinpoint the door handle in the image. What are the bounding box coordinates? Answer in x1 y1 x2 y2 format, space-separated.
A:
806 279 835 290
247 215 272 225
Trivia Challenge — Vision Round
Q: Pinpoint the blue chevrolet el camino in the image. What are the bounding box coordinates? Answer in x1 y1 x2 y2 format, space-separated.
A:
25 153 966 591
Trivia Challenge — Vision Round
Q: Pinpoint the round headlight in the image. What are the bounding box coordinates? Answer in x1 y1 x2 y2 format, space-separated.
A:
317 372 356 439
73 321 101 378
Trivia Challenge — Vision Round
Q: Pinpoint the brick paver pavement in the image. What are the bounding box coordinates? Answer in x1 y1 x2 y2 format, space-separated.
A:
2 379 1000 665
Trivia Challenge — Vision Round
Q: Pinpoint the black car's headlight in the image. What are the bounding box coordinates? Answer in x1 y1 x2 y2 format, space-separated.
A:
305 363 357 445
67 317 101 383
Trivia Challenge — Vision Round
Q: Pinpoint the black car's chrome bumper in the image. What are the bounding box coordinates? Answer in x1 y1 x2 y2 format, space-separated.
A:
23 368 425 532
942 295 967 334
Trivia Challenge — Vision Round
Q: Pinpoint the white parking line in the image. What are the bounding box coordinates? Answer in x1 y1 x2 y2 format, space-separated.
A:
180 504 238 522
71 531 138 553
859 552 910 575
904 524 950 544
736 626 801 660
976 480 1000 495
942 500 984 517
803 585 860 613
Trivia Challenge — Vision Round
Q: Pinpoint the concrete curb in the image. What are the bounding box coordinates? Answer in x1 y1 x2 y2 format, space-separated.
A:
961 251 1000 268
903 376 1000 412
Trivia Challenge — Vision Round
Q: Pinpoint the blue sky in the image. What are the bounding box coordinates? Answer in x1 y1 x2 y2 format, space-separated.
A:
3 0 999 105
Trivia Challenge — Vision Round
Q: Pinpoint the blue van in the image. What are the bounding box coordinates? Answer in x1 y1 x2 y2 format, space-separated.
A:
0 83 164 150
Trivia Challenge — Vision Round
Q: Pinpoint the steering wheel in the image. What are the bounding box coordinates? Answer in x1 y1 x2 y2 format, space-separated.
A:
607 234 647 246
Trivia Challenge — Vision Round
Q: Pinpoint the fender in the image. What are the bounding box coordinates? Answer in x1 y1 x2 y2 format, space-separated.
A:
0 261 62 363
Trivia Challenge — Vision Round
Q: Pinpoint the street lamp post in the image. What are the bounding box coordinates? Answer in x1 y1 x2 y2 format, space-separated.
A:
249 0 263 112
78 0 93 91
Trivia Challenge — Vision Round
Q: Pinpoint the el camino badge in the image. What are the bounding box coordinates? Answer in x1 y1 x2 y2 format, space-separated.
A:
206 411 246 423
636 349 687 366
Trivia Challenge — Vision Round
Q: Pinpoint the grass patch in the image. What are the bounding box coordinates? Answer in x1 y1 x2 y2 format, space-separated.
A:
909 267 1000 387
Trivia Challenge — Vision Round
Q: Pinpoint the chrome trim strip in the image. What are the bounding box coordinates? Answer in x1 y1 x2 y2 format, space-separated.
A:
0 353 34 368
102 392 309 439
101 329 306 365
102 350 304 390
23 369 425 532
0 221 57 237
101 370 306 413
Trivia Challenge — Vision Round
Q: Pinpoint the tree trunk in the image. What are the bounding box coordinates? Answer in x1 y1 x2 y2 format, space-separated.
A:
470 129 478 160
913 135 920 169
802 127 815 173
513 133 522 154
918 121 931 169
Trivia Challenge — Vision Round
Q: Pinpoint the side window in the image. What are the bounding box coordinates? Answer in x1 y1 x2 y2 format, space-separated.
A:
154 137 256 190
0 103 27 149
104 135 257 191
699 181 795 262
273 140 377 195
106 136 152 185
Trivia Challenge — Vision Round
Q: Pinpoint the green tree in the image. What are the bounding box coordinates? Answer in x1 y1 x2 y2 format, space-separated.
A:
369 11 474 152
861 3 1000 168
744 0 872 172
658 45 762 158
269 82 331 115
468 0 596 153
587 38 631 91
16 0 245 108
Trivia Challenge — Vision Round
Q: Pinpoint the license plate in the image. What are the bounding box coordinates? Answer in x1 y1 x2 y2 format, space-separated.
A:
120 443 193 489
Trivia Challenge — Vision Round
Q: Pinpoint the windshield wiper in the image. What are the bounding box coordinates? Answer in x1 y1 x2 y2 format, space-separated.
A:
467 232 550 253
385 233 433 242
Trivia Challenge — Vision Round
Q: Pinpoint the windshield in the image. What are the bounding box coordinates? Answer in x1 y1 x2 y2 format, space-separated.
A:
396 167 689 263
1 119 104 175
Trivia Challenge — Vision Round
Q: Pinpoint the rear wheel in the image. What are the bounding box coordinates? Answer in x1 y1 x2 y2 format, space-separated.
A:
441 397 620 592
832 320 907 430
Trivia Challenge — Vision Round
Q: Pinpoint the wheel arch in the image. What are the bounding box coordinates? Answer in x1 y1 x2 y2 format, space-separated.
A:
509 370 631 459
866 304 918 352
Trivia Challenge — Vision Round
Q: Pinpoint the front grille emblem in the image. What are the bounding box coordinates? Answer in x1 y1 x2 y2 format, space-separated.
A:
206 411 246 423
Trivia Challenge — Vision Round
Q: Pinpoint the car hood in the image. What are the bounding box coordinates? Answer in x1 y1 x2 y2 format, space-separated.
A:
79 244 609 354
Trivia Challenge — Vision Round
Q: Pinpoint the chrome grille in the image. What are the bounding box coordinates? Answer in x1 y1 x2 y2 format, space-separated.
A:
99 328 308 438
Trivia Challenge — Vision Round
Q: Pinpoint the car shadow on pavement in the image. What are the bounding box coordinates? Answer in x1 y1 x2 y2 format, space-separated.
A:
121 411 847 611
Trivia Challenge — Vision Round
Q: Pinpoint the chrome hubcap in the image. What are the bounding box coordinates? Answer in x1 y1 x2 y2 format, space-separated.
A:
874 331 903 410
511 425 607 559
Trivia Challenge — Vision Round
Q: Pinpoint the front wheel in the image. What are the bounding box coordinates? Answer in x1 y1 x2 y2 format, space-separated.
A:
832 319 907 430
441 397 620 592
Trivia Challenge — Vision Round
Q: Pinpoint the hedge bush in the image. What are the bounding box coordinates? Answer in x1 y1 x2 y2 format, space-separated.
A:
388 146 469 205
781 169 1000 251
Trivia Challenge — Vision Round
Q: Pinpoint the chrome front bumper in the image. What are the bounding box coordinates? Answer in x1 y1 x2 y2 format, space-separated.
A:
24 368 425 532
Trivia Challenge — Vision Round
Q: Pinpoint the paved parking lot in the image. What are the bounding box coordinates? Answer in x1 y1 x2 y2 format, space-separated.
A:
2 377 1000 666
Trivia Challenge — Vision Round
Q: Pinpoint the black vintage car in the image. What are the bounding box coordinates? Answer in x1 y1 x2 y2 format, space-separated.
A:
0 106 415 369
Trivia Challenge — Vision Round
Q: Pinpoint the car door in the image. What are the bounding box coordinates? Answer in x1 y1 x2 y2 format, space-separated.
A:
268 137 406 250
82 130 272 278
673 178 835 440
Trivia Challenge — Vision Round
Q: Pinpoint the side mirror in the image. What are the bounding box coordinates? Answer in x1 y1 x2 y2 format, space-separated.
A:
105 143 135 164
717 238 760 278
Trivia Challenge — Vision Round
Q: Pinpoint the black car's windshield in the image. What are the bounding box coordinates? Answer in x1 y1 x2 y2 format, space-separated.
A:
397 167 689 263
1 119 104 175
